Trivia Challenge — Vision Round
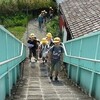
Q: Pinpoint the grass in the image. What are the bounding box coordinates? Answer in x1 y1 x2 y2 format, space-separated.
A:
1 13 27 41
7 26 26 41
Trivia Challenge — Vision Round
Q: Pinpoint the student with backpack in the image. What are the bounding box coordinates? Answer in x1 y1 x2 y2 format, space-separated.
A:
27 33 38 62
46 32 54 47
39 38 49 63
49 7 54 20
48 37 64 81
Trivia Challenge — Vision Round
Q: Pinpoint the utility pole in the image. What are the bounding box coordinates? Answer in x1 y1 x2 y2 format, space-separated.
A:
26 0 29 39
26 0 29 57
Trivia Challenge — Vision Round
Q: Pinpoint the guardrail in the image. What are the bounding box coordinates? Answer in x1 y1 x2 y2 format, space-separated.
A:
62 31 100 100
0 25 26 100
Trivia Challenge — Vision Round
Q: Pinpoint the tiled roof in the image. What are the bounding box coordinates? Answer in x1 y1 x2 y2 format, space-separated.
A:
60 0 100 38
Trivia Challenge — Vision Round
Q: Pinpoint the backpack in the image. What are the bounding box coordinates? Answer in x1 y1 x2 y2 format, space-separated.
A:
40 44 48 50
50 41 54 46
39 44 48 58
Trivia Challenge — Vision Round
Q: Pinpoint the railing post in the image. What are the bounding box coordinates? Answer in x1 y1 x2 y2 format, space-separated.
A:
21 61 25 79
89 70 95 97
89 35 100 96
76 66 79 84
6 33 11 96
67 64 70 78
76 39 82 84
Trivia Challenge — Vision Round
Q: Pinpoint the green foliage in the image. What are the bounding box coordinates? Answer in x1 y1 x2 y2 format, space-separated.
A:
1 13 27 28
0 0 56 15
28 14 34 21
0 0 57 40
7 26 26 40
0 1 18 16
0 13 27 40
24 0 56 9
46 16 59 38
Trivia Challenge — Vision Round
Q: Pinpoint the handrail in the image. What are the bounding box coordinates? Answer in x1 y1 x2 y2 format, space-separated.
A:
66 55 100 62
0 63 19 79
65 31 100 43
61 42 67 55
0 43 23 66
62 42 100 76
62 43 100 63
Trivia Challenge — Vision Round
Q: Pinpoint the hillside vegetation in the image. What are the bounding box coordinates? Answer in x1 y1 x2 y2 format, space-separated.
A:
0 0 56 15
0 0 56 40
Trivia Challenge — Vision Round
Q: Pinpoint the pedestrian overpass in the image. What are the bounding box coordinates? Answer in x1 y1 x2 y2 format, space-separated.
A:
0 25 100 100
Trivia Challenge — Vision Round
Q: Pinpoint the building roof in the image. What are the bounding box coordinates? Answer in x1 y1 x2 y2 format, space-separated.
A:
60 0 100 38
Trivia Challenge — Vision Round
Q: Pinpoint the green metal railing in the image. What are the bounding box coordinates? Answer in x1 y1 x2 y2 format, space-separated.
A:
63 31 100 100
0 25 26 100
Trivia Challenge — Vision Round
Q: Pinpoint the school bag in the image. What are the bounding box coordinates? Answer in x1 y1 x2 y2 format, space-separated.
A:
39 44 49 58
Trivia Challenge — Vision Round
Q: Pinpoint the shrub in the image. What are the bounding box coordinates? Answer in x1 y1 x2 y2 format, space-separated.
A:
0 0 56 16
2 13 27 28
7 26 26 40
46 16 59 38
